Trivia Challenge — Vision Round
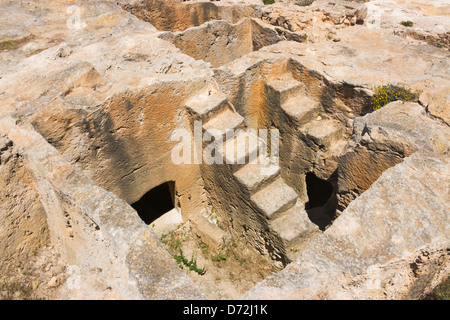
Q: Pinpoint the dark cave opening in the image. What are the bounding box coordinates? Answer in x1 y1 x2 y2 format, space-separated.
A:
305 172 336 231
131 181 176 225
305 172 333 209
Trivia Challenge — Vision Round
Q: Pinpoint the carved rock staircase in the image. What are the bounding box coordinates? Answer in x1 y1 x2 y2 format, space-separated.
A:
184 74 344 260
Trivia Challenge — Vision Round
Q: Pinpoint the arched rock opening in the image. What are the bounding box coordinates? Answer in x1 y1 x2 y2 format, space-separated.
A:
305 172 337 231
305 172 333 210
131 181 176 225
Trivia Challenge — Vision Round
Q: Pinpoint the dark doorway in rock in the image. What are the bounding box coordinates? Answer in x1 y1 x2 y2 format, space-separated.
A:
305 172 333 209
131 181 176 225
305 172 336 231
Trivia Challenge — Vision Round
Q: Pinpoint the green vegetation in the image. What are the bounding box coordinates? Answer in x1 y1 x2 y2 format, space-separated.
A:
209 237 248 267
199 240 209 255
210 238 237 263
160 223 282 292
371 84 420 111
262 0 275 5
161 229 183 251
211 250 228 262
173 248 206 275
161 226 206 275
208 206 221 229
400 20 414 27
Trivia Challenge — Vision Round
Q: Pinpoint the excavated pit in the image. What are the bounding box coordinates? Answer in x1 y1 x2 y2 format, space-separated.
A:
22 2 418 299
159 18 307 68
121 0 260 32
30 53 403 299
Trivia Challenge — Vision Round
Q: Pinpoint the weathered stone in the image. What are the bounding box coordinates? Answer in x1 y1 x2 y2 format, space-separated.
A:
0 0 448 301
337 101 450 211
0 117 204 300
243 151 449 300
47 277 61 288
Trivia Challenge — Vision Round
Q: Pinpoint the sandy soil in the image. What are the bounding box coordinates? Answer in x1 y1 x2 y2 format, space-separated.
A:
158 222 284 300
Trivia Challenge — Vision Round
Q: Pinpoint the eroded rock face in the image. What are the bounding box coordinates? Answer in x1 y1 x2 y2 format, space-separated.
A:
121 0 261 32
261 0 367 36
159 18 306 68
243 143 449 300
337 101 450 211
0 117 205 299
0 136 49 277
0 0 448 300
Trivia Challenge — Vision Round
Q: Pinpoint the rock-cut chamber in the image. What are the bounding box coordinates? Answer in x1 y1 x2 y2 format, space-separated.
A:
131 181 176 225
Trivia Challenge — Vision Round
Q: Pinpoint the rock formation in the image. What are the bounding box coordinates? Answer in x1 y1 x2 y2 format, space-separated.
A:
0 0 448 300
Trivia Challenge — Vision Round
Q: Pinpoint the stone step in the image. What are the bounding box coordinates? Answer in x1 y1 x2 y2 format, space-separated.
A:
266 75 309 105
185 89 229 122
218 129 264 170
301 118 345 149
281 95 321 127
233 156 280 192
202 108 245 142
269 201 320 254
151 208 183 238
250 177 298 220
191 213 230 252
328 138 348 157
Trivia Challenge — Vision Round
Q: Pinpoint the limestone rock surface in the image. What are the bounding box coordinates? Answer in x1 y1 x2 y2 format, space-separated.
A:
0 0 448 300
243 150 449 300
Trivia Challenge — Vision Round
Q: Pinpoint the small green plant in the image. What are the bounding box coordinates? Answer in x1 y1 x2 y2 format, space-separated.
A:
160 224 190 251
371 84 420 111
174 248 206 275
199 241 209 255
262 0 275 5
401 20 414 27
211 251 228 262
210 237 241 263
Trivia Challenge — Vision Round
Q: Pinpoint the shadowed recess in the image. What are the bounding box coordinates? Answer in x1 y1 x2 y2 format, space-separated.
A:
305 172 333 210
131 181 176 225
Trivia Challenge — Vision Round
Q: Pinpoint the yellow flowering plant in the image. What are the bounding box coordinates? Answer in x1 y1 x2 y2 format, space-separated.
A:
371 84 420 111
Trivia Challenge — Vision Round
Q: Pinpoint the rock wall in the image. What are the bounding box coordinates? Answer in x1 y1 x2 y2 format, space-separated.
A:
0 136 49 278
29 78 208 221
121 0 260 32
243 103 450 299
0 0 448 300
0 117 204 299
337 101 450 211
